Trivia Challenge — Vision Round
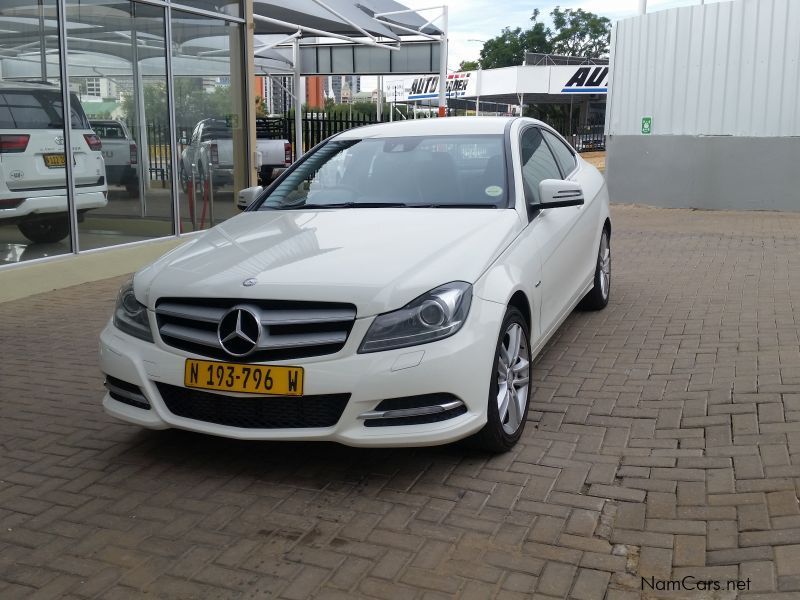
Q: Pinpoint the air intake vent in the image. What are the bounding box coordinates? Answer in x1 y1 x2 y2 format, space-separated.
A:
156 383 349 429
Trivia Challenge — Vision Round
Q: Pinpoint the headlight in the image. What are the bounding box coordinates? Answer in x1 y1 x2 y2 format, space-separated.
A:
113 280 153 342
358 282 472 353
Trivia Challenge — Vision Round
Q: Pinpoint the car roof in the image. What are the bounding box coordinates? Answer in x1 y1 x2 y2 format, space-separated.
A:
336 116 520 139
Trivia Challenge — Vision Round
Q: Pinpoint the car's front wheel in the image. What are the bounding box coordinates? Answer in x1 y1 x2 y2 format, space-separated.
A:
18 216 70 244
471 306 532 453
580 228 611 310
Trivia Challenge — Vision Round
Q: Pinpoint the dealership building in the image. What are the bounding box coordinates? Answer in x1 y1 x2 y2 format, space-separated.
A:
0 0 442 271
606 0 800 211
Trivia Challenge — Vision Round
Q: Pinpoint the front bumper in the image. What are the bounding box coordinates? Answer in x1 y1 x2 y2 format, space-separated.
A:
99 296 505 447
0 189 107 221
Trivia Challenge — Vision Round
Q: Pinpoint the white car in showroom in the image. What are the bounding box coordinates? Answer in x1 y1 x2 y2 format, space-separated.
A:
100 117 610 452
0 82 107 243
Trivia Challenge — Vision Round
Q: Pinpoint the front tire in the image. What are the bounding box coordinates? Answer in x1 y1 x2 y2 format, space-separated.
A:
580 228 611 311
18 216 70 244
471 307 532 453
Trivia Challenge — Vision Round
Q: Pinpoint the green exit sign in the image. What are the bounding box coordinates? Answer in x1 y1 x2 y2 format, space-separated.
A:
641 117 652 135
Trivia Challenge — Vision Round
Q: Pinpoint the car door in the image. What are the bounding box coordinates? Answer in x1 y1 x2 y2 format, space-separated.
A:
519 126 585 338
541 128 599 293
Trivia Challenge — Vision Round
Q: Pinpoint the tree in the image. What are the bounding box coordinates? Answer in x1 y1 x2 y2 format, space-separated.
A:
479 11 550 69
120 79 235 131
549 7 611 58
458 60 479 72
468 7 610 69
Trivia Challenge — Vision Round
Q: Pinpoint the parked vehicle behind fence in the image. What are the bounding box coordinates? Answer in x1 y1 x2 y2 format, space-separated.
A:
179 118 291 193
90 119 138 197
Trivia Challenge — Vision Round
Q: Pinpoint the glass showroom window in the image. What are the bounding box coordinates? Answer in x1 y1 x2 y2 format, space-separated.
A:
0 1 72 264
172 9 248 233
66 0 174 251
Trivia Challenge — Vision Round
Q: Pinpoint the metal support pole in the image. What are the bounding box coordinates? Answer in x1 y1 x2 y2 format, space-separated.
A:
56 0 79 253
476 66 481 116
638 0 647 14
191 170 197 230
38 0 47 80
130 10 149 218
437 5 448 117
293 36 303 160
208 166 214 227
164 6 182 236
376 75 382 121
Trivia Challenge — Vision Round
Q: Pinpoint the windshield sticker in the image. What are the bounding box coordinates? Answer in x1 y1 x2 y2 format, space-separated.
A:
485 186 503 197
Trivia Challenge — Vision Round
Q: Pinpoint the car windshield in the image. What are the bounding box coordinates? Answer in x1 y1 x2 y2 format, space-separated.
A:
200 121 232 141
257 134 508 210
92 122 125 139
0 90 91 130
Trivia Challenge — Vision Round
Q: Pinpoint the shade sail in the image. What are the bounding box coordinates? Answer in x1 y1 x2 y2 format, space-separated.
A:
253 0 400 40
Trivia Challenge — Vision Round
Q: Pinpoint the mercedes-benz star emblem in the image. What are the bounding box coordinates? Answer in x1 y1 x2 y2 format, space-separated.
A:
242 278 257 287
217 307 261 357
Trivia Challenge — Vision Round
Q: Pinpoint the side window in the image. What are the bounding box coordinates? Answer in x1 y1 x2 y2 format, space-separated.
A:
519 127 561 205
542 130 577 176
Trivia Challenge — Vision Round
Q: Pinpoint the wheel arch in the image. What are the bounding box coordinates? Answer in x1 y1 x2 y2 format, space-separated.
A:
507 290 532 332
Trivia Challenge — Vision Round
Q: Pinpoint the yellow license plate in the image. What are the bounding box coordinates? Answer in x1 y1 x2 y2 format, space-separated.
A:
43 153 66 168
184 359 304 396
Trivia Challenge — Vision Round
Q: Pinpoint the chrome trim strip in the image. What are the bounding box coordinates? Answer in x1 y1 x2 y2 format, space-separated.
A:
104 381 149 405
257 330 347 350
357 400 465 420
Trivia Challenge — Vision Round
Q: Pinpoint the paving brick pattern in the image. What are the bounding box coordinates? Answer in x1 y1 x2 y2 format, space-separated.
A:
1 204 800 599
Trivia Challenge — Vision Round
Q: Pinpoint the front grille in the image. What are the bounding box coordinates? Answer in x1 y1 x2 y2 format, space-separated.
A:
156 383 349 429
155 298 356 362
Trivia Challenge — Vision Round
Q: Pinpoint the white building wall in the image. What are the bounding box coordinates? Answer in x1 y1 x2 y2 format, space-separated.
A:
606 0 800 137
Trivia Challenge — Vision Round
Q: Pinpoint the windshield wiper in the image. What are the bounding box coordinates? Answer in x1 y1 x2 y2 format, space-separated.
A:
413 203 500 209
277 202 409 210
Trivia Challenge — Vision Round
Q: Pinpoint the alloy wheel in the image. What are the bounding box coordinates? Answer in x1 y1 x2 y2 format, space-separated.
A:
496 323 530 435
599 232 611 299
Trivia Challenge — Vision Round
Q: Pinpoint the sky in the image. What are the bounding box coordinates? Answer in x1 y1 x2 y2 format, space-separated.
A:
361 0 726 91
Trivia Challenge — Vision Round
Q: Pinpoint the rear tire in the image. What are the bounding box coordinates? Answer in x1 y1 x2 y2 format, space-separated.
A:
18 217 70 244
258 166 274 186
579 228 611 311
470 306 532 453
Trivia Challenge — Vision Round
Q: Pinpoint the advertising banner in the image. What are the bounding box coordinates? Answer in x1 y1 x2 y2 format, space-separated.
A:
549 65 609 94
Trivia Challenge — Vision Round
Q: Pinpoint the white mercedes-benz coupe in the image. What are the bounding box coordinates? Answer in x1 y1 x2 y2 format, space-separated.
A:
99 117 610 452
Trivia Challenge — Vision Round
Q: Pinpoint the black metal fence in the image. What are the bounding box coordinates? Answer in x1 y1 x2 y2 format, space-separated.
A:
282 113 382 162
547 118 606 152
126 113 605 184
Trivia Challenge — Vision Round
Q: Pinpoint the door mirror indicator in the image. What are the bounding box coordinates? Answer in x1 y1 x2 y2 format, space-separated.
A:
535 179 584 209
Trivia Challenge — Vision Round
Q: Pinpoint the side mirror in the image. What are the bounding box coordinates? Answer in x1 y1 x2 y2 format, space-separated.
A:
536 179 584 209
237 186 263 211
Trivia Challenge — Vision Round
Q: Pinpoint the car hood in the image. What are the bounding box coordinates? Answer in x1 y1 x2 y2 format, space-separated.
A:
135 208 521 316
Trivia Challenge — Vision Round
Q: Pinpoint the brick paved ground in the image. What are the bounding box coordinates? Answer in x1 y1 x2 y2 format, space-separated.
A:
1 204 800 599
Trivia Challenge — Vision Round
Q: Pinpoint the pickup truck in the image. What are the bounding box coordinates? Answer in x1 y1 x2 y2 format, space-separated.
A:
179 118 291 192
90 119 138 197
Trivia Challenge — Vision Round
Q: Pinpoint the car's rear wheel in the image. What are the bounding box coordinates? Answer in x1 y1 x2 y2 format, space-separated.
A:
18 216 70 244
580 228 611 310
471 306 531 453
258 165 274 186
